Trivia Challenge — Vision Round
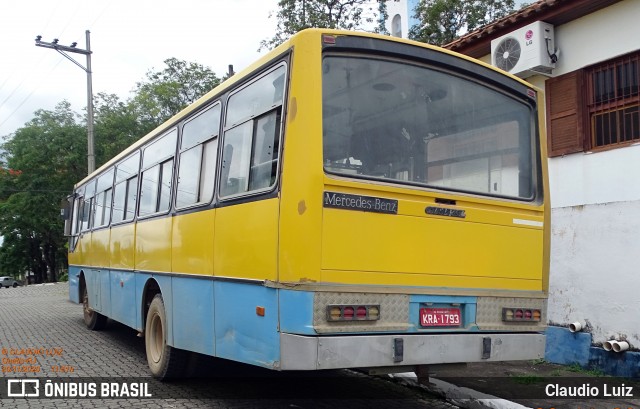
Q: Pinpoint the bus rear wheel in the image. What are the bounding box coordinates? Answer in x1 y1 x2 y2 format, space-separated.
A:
145 294 186 379
82 284 107 330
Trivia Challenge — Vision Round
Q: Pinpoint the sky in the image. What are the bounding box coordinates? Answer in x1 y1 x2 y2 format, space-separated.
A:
0 0 282 139
0 0 528 140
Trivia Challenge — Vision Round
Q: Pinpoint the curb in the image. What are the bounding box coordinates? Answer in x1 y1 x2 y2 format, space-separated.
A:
391 373 532 409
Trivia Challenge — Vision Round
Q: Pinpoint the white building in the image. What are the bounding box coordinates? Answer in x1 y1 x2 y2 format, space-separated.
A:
443 0 640 375
383 0 420 38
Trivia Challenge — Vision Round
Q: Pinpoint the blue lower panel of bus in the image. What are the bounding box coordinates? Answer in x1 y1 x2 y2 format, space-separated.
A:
172 277 215 356
213 282 280 368
69 267 283 368
69 268 483 368
68 266 81 303
278 289 315 335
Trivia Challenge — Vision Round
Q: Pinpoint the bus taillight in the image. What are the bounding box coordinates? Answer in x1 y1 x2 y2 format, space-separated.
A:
326 305 380 321
502 308 542 322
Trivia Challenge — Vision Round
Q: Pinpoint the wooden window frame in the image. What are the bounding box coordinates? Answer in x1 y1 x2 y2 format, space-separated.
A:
547 51 640 157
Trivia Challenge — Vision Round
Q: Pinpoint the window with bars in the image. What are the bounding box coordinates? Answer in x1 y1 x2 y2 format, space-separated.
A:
587 53 640 148
546 51 640 157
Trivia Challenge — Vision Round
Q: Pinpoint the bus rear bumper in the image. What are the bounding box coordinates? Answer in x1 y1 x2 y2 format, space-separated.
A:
280 332 545 370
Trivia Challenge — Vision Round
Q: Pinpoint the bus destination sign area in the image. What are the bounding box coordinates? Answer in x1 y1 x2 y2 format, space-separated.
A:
323 191 398 214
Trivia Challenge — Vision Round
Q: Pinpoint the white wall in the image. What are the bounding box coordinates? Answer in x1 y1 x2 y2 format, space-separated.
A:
548 201 640 346
552 0 640 76
476 0 640 347
386 0 410 39
549 146 640 208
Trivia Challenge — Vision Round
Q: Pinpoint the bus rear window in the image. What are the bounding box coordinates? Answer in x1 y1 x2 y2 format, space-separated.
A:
322 56 537 200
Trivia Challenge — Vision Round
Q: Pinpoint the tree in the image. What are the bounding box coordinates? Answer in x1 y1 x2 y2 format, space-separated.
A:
376 0 390 35
0 58 223 282
260 0 375 50
0 101 86 282
130 58 221 130
93 92 148 165
409 0 515 46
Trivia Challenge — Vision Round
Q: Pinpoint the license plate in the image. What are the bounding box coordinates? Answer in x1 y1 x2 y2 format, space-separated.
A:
420 308 461 327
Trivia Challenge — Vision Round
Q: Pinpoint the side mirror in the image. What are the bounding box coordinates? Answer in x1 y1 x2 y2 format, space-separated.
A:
60 203 70 220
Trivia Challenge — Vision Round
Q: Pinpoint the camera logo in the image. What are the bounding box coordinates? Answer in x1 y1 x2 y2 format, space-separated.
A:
7 379 40 397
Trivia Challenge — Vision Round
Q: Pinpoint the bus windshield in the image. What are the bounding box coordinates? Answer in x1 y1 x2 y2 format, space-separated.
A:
322 55 537 200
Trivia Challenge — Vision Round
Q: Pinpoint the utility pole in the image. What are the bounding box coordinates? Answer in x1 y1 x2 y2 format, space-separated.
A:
35 30 95 174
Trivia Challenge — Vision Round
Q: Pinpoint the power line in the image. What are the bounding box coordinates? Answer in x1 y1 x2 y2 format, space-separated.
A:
0 59 65 132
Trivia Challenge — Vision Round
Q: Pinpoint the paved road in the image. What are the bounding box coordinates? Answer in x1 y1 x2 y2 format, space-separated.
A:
0 283 457 409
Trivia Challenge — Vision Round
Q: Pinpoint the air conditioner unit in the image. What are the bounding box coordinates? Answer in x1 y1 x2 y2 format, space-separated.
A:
490 21 556 78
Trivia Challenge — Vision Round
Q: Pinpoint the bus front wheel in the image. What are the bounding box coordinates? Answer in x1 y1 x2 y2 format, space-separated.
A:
145 294 186 379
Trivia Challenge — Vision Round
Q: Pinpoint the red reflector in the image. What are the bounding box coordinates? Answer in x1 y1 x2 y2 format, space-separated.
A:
515 309 524 319
356 306 367 319
343 306 354 319
322 34 336 44
524 310 532 319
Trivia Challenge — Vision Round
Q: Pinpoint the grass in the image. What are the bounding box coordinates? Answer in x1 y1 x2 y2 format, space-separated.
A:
566 363 605 376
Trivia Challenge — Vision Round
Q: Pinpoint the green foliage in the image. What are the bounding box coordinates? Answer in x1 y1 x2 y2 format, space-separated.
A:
0 101 86 282
0 58 221 282
409 0 515 46
260 0 376 50
375 0 390 35
566 363 605 376
131 58 221 129
93 92 150 164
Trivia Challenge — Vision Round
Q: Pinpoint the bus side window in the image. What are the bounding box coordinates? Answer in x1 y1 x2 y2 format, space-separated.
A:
95 169 115 228
139 130 177 217
69 195 83 250
73 196 83 235
220 144 234 195
220 64 286 199
176 103 221 209
220 123 251 197
81 199 92 231
113 151 140 223
249 110 280 190
81 181 96 232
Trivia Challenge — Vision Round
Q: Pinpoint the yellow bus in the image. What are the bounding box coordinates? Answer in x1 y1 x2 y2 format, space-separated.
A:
64 28 549 380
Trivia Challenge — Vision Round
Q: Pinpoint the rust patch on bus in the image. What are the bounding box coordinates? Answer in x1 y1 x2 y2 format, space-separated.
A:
289 97 297 122
298 200 306 215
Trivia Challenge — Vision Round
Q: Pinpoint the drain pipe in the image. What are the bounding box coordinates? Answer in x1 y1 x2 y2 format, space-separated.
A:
613 341 630 353
604 340 630 353
603 340 616 351
569 322 585 332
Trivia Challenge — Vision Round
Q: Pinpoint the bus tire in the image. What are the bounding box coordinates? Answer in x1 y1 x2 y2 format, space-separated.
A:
145 294 185 380
82 284 107 330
